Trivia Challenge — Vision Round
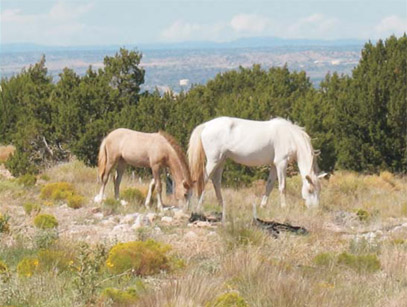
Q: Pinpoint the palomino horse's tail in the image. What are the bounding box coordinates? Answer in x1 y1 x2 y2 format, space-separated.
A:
188 123 206 196
97 137 108 183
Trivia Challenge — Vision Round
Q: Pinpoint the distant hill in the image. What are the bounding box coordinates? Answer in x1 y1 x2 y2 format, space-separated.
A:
1 37 366 53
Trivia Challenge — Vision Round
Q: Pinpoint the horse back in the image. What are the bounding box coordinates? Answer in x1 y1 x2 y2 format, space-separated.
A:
105 129 166 167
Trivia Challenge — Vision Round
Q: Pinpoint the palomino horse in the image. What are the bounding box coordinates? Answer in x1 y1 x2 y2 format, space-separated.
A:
94 128 193 210
188 117 327 221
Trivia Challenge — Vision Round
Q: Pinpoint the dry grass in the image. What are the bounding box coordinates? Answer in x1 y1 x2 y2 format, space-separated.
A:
0 162 407 306
0 145 15 163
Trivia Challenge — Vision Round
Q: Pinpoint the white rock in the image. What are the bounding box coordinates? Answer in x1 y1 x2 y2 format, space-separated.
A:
120 200 129 206
113 224 129 232
146 213 157 223
121 213 138 224
100 219 116 227
174 210 189 220
196 221 211 228
161 216 173 223
153 226 162 233
184 231 198 240
93 213 104 220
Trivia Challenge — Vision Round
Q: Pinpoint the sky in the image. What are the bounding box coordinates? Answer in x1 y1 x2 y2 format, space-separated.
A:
1 0 406 46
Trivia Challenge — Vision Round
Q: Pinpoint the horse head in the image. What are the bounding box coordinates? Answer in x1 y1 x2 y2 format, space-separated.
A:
174 179 193 207
302 172 328 208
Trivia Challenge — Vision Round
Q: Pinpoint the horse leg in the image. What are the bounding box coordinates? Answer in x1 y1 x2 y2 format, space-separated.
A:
94 159 116 203
144 179 155 209
211 164 226 223
197 159 223 211
276 160 288 208
151 166 164 211
113 160 126 200
260 165 277 208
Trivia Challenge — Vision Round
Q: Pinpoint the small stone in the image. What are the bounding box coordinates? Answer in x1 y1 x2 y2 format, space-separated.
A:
184 231 198 240
120 200 129 206
153 226 162 233
93 213 104 220
196 221 211 227
90 207 101 214
174 210 189 220
121 213 138 224
146 213 157 223
113 224 129 232
161 216 173 223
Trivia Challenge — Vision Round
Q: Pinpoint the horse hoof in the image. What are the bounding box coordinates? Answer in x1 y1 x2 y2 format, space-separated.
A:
94 195 103 203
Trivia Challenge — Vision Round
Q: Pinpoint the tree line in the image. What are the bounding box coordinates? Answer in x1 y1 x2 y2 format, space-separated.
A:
0 35 406 184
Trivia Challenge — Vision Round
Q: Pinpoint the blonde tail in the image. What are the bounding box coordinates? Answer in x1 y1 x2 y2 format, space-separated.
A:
188 124 206 196
97 138 108 183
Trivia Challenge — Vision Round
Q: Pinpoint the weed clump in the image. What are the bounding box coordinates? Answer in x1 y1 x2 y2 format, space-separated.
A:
37 249 75 273
313 252 336 267
121 187 145 204
102 198 121 215
220 219 264 249
355 209 370 222
40 182 75 201
210 291 248 307
106 240 171 275
17 174 37 187
67 194 85 209
337 252 381 273
314 251 381 273
34 229 59 249
17 257 39 278
0 213 10 233
0 259 8 273
40 182 86 208
23 202 41 216
34 214 58 230
100 286 141 305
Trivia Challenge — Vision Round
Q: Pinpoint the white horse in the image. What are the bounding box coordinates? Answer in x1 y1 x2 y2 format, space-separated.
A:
188 117 327 221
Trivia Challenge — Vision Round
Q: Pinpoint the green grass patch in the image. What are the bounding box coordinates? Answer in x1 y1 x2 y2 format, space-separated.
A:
33 214 58 230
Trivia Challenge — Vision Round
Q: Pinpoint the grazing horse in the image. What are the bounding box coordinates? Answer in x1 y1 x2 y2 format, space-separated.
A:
188 117 327 221
94 128 192 210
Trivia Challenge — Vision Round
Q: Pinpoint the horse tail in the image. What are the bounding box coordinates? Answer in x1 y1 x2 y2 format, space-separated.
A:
188 123 206 196
97 137 108 183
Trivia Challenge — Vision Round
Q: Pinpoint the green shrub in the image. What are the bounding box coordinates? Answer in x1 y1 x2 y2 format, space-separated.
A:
210 291 248 307
101 287 140 305
40 174 51 181
313 252 335 267
23 202 41 216
67 194 85 209
33 214 58 229
356 209 370 222
17 173 37 187
121 188 144 204
102 198 121 215
34 229 59 249
0 213 10 233
337 252 381 273
220 220 264 249
5 150 38 176
17 257 39 278
37 249 75 273
0 259 8 273
40 182 75 201
106 240 171 275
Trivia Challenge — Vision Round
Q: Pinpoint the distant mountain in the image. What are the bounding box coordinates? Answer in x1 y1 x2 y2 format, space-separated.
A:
1 37 366 53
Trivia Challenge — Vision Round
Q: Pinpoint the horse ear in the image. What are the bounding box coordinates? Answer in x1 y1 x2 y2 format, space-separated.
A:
318 172 329 180
305 175 314 186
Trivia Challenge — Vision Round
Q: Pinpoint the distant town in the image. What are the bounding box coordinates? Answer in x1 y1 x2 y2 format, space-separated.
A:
1 39 363 92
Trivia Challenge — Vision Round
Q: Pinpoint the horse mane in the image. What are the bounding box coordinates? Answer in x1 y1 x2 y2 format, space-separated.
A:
270 117 318 174
158 131 192 184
